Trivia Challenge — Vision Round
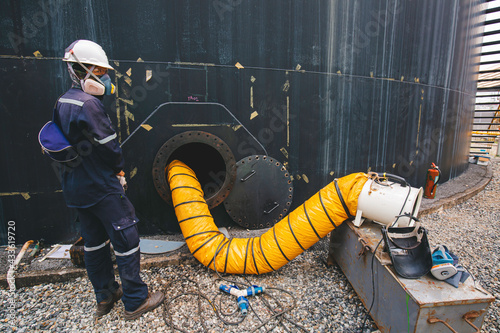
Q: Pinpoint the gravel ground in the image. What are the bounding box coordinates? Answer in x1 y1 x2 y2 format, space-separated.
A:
1 160 499 333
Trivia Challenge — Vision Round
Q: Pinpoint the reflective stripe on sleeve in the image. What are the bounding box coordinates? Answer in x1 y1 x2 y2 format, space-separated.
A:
84 239 110 252
59 98 85 107
94 133 117 145
114 245 140 257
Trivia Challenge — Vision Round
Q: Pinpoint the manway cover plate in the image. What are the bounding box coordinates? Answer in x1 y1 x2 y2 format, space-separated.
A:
140 239 185 254
224 155 293 229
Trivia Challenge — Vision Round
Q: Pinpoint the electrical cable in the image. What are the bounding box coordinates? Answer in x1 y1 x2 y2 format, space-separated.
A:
210 240 309 332
162 239 309 332
162 275 309 332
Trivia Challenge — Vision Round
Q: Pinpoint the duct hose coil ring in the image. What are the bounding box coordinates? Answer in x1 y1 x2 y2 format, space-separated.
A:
168 160 368 275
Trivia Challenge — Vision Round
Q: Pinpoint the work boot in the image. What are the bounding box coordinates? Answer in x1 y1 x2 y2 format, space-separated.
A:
95 286 123 318
123 291 165 321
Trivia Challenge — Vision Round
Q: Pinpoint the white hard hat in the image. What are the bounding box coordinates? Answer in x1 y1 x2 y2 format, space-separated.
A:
63 39 113 70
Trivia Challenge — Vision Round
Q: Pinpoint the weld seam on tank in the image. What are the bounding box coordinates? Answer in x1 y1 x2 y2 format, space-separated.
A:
168 159 368 275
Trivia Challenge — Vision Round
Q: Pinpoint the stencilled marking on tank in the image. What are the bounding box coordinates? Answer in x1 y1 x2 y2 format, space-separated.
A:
146 69 153 82
250 111 259 120
141 124 153 131
302 174 309 183
126 68 132 76
235 62 244 69
280 147 289 159
0 191 62 199
137 57 144 62
124 110 135 136
250 86 254 108
33 50 43 58
119 98 134 105
130 167 138 179
282 80 290 92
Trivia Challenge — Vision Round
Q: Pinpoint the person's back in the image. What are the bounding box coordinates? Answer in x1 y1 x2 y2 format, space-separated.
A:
54 87 124 208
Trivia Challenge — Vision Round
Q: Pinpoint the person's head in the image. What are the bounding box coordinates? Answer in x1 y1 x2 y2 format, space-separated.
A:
63 40 115 96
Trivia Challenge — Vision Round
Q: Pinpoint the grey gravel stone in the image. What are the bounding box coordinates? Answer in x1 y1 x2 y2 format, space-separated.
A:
0 160 499 332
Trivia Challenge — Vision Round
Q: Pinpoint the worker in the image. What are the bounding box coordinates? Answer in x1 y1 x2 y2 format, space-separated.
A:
53 39 164 320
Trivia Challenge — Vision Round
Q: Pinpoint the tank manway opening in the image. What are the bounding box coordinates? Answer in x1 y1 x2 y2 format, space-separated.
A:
152 131 237 208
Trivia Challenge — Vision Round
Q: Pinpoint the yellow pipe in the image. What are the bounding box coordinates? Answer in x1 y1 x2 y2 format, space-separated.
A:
167 160 368 275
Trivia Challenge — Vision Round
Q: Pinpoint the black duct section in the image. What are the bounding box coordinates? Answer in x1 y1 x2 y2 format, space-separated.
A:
0 0 486 244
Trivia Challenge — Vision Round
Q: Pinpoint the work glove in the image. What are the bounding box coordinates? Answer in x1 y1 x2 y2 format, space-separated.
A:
116 171 128 191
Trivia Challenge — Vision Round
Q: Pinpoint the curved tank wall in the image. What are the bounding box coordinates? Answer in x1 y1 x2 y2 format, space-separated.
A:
0 0 485 244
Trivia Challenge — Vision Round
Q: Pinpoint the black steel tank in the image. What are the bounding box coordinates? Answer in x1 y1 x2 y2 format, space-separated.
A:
0 0 485 244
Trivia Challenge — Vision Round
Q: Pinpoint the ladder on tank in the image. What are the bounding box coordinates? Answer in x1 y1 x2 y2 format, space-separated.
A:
471 2 500 158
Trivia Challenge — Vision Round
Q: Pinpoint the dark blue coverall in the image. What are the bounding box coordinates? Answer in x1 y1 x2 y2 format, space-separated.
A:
53 87 148 311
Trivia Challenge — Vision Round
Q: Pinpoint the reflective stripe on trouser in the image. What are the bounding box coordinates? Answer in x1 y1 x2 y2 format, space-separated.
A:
77 194 148 312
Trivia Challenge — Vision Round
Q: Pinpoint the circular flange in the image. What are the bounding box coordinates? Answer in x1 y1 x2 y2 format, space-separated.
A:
152 131 236 209
223 155 293 229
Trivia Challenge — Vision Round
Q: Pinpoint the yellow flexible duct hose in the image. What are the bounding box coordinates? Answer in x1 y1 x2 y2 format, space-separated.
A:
167 160 368 275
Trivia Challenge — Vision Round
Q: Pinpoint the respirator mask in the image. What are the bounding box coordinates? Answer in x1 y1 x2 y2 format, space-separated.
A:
80 68 115 96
